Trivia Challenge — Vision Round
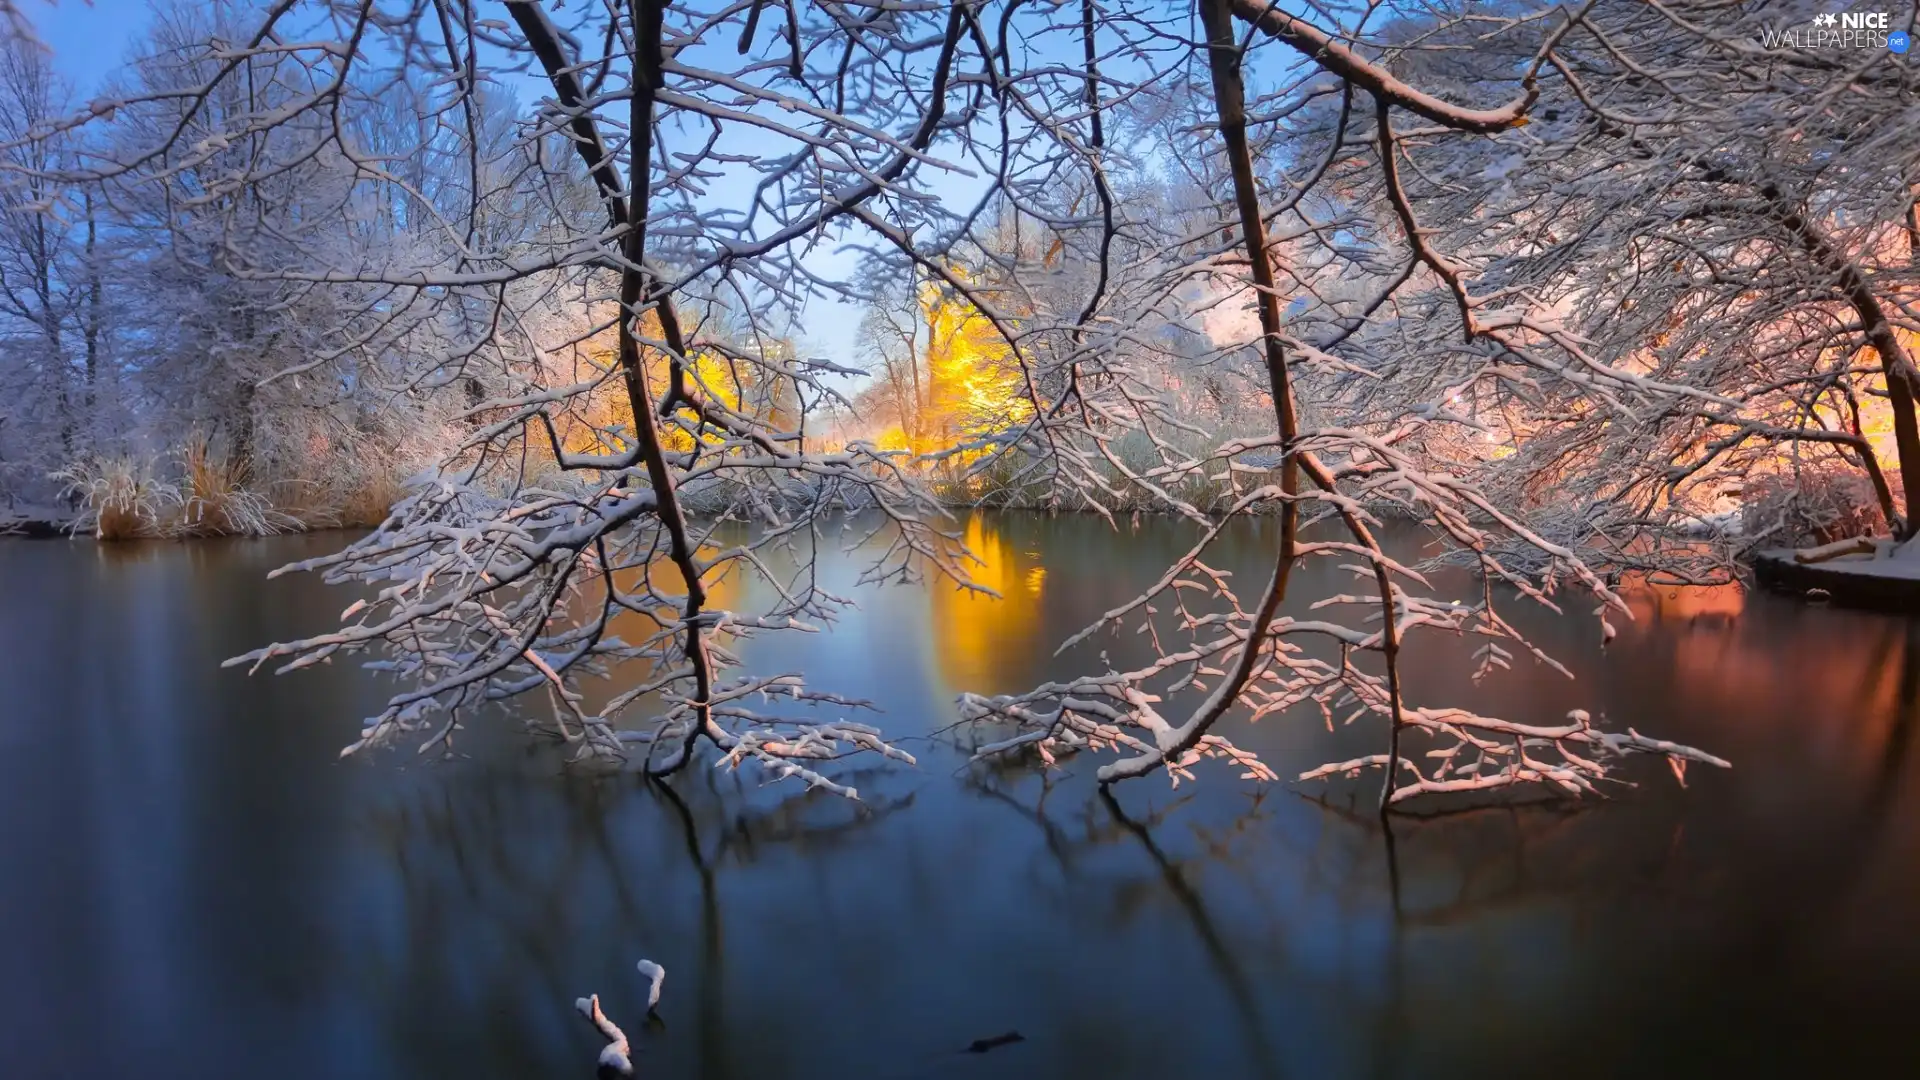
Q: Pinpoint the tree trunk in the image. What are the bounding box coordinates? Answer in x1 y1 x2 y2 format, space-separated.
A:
1095 0 1306 787
1767 184 1920 538
83 190 101 421
227 370 258 486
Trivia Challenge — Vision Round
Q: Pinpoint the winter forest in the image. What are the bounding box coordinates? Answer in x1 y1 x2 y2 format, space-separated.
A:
30 0 1920 796
6 0 1919 802
6 1 1920 1076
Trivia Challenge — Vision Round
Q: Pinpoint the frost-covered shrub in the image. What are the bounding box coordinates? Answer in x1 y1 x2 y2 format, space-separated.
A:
1741 464 1891 548
54 455 181 540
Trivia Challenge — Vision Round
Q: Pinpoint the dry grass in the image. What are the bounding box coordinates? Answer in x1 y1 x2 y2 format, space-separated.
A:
53 456 182 540
332 469 406 529
176 439 300 537
55 436 403 542
271 461 407 530
266 478 345 531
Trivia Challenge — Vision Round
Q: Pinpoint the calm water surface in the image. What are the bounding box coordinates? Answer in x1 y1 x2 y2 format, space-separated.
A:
3 514 1918 1079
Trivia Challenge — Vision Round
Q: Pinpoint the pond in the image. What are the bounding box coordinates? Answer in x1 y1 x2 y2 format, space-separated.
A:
2 513 1918 1078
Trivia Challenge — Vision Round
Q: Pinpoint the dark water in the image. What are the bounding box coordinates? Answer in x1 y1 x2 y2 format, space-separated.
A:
3 514 1918 1079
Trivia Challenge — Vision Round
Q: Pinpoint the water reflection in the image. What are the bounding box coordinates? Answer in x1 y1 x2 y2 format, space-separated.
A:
349 763 925 1078
1097 787 1284 1079
928 515 1046 692
1619 578 1745 627
5 520 1920 1078
1598 582 1918 785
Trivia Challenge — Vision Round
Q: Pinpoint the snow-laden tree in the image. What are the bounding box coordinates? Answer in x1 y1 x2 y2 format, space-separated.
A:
2 0 1755 809
91 2 469 486
0 36 106 501
1314 1 1920 565
951 0 1738 804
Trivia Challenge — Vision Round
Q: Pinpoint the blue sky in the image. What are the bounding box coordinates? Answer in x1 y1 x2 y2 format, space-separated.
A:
25 0 152 94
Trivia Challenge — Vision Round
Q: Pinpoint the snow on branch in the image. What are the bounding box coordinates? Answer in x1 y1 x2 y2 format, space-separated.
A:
1227 0 1577 133
4 0 1786 812
1299 708 1729 805
574 994 634 1078
574 960 662 1075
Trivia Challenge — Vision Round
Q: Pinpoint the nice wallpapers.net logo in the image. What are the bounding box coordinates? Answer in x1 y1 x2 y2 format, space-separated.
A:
1760 10 1910 51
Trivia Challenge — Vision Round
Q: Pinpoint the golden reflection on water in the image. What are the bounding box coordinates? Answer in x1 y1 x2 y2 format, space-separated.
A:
564 519 1920 794
566 543 746 716
928 514 1045 691
596 545 744 645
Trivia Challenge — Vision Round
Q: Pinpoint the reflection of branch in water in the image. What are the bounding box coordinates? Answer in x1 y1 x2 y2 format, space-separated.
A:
966 774 1083 875
1879 637 1919 795
1302 793 1655 931
654 776 726 1078
959 771 1197 909
358 778 640 1074
957 775 1285 1077
1296 795 1685 1080
716 766 918 862
652 770 917 1077
1375 817 1403 1080
1275 619 1920 1076
1861 621 1919 822
354 767 911 1077
1098 788 1286 1080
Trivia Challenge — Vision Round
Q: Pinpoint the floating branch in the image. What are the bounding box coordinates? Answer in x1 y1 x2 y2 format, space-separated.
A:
636 958 666 1012
574 959 663 1077
574 994 632 1078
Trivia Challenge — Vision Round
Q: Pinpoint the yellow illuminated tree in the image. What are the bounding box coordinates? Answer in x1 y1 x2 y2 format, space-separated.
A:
857 267 1032 471
923 277 1031 449
544 306 798 463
